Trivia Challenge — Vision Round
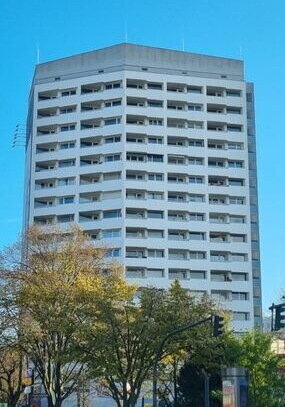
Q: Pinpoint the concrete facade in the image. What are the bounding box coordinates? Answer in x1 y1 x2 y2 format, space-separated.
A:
24 43 262 332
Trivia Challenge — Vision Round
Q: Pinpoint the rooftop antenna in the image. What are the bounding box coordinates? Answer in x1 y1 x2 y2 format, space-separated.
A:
36 42 40 64
124 20 128 43
239 45 243 59
182 36 185 52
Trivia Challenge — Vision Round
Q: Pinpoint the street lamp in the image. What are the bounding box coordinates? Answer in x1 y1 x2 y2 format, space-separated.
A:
152 316 213 407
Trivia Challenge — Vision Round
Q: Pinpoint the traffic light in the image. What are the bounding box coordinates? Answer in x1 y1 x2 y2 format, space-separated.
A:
213 315 224 337
275 303 285 331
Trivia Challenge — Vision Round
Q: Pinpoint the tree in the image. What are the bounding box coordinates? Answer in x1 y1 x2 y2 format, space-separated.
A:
77 280 217 407
237 329 285 407
0 226 127 407
0 346 24 407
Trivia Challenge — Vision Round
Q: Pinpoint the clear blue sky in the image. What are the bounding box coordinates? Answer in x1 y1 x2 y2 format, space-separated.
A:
0 0 284 312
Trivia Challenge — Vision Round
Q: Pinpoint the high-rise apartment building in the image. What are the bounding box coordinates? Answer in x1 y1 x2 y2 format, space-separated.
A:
24 43 262 332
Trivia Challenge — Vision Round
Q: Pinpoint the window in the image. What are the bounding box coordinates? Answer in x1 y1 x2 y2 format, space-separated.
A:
105 136 121 143
168 194 185 202
189 157 203 165
226 89 241 97
188 104 202 111
169 269 189 280
149 119 163 126
60 107 76 114
148 154 163 162
187 86 202 94
229 178 244 186
148 83 162 90
148 210 163 219
126 248 145 258
148 173 163 181
232 292 249 301
189 177 203 184
228 161 243 168
58 177 75 186
227 107 241 114
148 192 163 200
228 142 243 150
148 100 163 107
57 214 74 223
148 269 164 277
126 268 145 278
189 194 204 202
229 196 245 205
168 231 186 240
126 172 144 181
103 190 121 200
189 232 205 240
58 159 75 168
231 234 246 242
102 229 121 238
104 154 121 162
233 312 249 321
232 272 247 281
126 209 144 219
168 212 186 221
104 172 121 181
230 215 245 224
168 157 185 165
189 213 204 221
148 137 163 144
60 142 75 149
190 251 206 259
126 229 144 238
127 135 145 143
208 142 224 150
58 196 74 204
103 210 121 218
60 124 75 132
105 99 121 107
169 250 187 260
61 89 76 96
231 253 247 262
190 271 206 279
104 117 121 126
227 125 242 132
127 153 145 162
189 139 204 147
148 230 164 238
105 82 121 90
126 191 144 200
148 249 164 258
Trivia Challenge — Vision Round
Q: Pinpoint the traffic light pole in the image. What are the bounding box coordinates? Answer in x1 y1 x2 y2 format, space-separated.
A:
269 302 285 331
152 316 213 407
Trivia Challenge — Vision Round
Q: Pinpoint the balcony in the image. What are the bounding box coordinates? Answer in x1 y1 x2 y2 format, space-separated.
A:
37 108 57 119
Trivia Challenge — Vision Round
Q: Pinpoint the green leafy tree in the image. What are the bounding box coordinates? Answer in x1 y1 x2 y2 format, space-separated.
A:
77 280 217 407
237 329 285 407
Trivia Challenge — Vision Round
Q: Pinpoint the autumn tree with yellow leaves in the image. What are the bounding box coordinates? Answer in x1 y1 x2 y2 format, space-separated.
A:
0 226 133 407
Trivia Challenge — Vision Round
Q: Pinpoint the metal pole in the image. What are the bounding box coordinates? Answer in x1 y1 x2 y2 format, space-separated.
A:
204 373 209 407
269 303 275 331
152 316 212 407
